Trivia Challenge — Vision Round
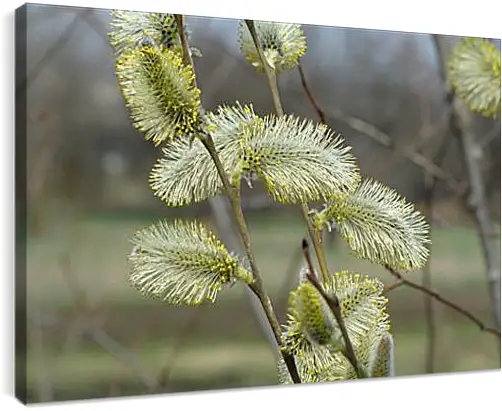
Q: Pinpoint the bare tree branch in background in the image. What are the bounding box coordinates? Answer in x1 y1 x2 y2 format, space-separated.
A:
27 110 62 234
384 264 500 338
17 10 86 98
201 57 239 101
432 36 501 351
150 309 201 394
327 105 466 196
479 123 501 150
58 254 159 392
298 63 326 124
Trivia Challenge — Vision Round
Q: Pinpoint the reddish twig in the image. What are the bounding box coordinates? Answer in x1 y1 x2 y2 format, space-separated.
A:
384 264 500 338
298 63 327 124
383 279 405 293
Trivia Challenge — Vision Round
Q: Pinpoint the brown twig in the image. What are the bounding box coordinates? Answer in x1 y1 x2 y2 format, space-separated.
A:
330 106 465 195
383 279 404 293
174 15 197 89
302 239 367 378
384 264 501 338
201 134 301 384
298 63 326 124
58 254 159 391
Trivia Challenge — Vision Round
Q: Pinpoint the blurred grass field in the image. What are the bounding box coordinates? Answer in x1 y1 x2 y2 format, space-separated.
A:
25 209 501 402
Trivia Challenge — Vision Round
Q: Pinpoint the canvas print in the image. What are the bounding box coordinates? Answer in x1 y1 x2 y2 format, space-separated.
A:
15 2 501 404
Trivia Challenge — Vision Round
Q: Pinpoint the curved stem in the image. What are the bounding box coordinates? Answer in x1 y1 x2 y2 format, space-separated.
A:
244 20 284 116
301 204 330 282
175 14 301 384
244 20 330 283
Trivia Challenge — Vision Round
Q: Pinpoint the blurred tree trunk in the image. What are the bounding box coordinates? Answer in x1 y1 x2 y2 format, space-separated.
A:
433 36 501 342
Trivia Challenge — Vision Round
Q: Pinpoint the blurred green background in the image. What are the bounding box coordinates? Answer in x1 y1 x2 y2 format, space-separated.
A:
21 3 500 404
26 208 501 402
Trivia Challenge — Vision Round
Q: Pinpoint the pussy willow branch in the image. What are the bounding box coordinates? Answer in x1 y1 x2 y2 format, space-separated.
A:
174 15 278 350
174 15 300 383
384 264 501 338
244 19 362 380
200 135 300 384
244 20 330 284
302 239 367 378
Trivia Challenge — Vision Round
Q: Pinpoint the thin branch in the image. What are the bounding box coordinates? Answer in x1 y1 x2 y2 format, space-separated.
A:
297 63 463 195
244 20 284 116
59 254 159 391
479 123 501 150
150 309 200 393
244 19 329 283
174 15 197 89
384 264 501 338
383 280 404 293
298 63 326 123
329 105 465 196
302 239 367 378
208 196 277 348
301 204 330 283
200 134 301 384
